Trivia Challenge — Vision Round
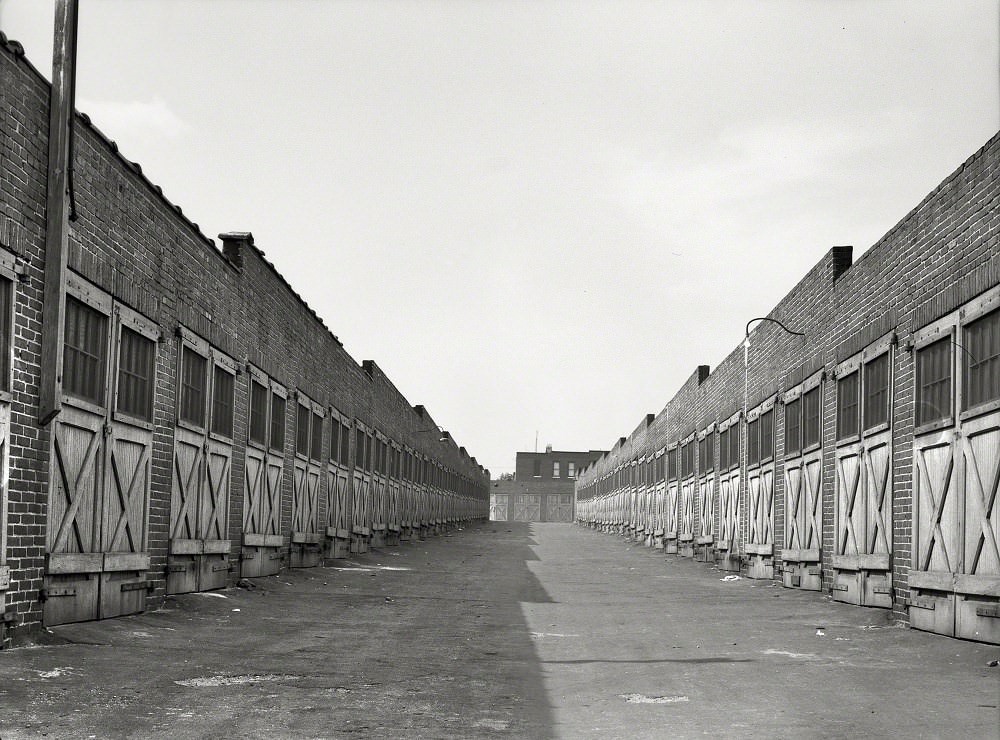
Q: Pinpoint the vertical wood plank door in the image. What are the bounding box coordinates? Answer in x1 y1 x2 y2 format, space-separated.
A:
46 403 104 625
547 494 573 522
782 451 823 590
290 458 321 566
168 424 205 595
717 468 741 570
958 411 1000 642
746 465 775 579
834 432 893 607
526 494 541 521
679 477 695 557
325 462 351 556
665 481 679 553
490 494 509 522
46 285 157 625
833 341 895 607
698 474 715 547
908 297 1000 644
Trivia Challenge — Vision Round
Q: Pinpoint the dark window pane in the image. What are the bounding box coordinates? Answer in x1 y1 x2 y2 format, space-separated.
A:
355 428 366 469
916 338 952 426
760 409 774 460
964 308 1000 410
340 422 351 464
702 433 714 472
179 346 207 427
296 403 310 456
211 366 235 437
269 393 286 452
681 442 692 478
748 418 760 465
862 354 890 430
837 371 860 440
116 327 154 420
785 398 801 456
729 424 740 469
249 380 268 445
668 449 678 480
719 428 730 470
364 434 373 469
802 387 821 449
0 277 12 392
311 412 323 461
533 458 541 476
64 296 108 404
329 420 340 462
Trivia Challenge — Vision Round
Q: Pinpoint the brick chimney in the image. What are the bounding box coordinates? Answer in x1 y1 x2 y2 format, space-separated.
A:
218 231 253 270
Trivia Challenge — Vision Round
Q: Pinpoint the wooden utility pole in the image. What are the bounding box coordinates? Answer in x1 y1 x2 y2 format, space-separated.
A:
39 0 79 425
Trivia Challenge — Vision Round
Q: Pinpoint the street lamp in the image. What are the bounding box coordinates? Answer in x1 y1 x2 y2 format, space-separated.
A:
742 316 806 428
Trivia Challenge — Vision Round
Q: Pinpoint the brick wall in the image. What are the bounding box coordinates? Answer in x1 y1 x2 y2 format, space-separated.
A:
0 34 489 642
577 130 1000 621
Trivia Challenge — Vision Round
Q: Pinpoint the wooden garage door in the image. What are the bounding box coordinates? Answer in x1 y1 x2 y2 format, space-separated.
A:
833 334 894 608
697 426 716 549
782 373 824 590
168 330 236 594
717 413 742 556
325 414 352 542
352 426 373 537
746 400 776 579
911 289 1000 644
291 396 323 548
46 277 157 625
547 494 574 522
513 494 541 521
490 493 509 521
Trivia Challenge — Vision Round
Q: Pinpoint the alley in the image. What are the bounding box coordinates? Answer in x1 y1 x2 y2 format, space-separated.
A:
0 523 997 739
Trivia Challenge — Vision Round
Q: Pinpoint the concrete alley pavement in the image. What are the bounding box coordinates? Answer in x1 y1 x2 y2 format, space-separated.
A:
1 522 998 739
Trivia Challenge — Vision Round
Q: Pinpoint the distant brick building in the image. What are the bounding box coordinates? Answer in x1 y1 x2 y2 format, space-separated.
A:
491 447 604 522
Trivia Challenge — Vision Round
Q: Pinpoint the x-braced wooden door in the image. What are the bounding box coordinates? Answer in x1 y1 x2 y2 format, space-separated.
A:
782 372 824 590
325 412 352 557
290 394 323 567
351 425 373 553
746 399 776 579
46 277 157 625
679 435 696 557
241 372 285 577
168 329 236 594
665 446 679 553
833 334 894 607
717 413 742 571
696 426 716 561
911 289 1000 644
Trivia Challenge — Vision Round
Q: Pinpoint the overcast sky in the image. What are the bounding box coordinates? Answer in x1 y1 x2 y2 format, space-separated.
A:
1 0 997 475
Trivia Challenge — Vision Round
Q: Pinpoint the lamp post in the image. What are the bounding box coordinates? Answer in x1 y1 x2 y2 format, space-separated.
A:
743 317 806 423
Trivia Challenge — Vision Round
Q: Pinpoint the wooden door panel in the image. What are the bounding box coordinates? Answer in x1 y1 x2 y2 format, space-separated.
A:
914 435 961 575
48 408 104 556
170 430 202 542
963 417 1000 578
835 446 863 558
243 448 266 535
201 442 231 543
698 476 715 543
264 457 283 536
103 429 149 555
865 438 892 558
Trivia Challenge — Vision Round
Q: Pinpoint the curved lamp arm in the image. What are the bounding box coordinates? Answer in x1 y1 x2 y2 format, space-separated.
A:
745 317 805 339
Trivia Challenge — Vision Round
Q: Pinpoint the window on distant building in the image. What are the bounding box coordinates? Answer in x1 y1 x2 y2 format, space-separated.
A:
567 461 576 479
553 461 560 478
533 458 541 477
